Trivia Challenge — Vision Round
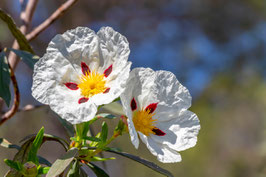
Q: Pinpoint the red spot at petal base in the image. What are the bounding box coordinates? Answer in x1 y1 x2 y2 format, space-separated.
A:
130 97 137 111
64 82 79 90
103 88 110 93
104 64 112 77
145 103 158 114
152 128 166 136
78 97 89 104
81 62 90 75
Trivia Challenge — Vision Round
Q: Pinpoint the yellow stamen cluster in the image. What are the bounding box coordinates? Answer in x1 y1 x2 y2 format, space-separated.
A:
78 71 107 98
133 109 157 136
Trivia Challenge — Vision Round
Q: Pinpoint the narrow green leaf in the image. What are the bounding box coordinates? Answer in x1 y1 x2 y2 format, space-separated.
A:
38 156 52 166
0 51 11 107
9 49 39 69
38 167 50 174
105 149 174 177
81 122 90 138
90 156 115 162
7 140 33 177
27 127 44 165
7 133 68 177
100 122 108 144
0 9 34 53
20 133 69 151
84 136 101 142
96 113 117 119
4 159 22 172
67 159 80 177
86 162 109 177
46 148 78 177
0 138 20 150
101 102 124 115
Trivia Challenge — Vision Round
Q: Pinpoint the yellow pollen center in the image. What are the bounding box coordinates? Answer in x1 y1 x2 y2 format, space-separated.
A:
78 71 107 98
132 109 157 136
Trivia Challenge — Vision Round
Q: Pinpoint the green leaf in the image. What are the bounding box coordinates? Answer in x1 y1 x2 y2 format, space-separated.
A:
38 156 52 166
5 132 68 177
101 102 124 115
9 49 39 69
81 122 90 138
96 113 117 119
100 122 108 144
0 51 11 107
90 156 115 162
0 138 20 150
7 140 33 177
4 159 23 172
20 133 69 151
86 162 109 177
105 149 174 177
0 9 34 53
27 127 44 165
84 136 101 142
46 148 78 177
67 159 80 177
38 167 50 174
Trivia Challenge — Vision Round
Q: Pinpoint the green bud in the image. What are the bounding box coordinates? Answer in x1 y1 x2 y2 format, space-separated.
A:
22 162 38 177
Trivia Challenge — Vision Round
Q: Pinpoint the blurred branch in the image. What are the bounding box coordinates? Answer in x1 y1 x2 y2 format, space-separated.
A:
26 0 79 41
9 0 39 70
0 62 20 126
0 105 46 115
0 0 79 112
0 0 39 116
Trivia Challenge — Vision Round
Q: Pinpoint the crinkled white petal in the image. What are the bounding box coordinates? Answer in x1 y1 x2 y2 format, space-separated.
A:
32 52 80 105
88 27 131 106
48 85 98 124
32 26 131 124
121 67 200 162
127 116 139 149
139 133 182 163
47 27 100 73
152 110 200 151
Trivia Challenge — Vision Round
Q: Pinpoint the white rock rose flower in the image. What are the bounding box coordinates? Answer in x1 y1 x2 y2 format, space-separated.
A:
32 27 131 124
121 68 200 163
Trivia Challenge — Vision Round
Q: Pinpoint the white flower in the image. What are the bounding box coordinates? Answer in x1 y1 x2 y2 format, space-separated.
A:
32 27 131 124
121 68 200 163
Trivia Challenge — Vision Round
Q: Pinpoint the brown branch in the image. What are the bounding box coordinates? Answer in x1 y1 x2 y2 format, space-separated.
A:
0 0 39 119
0 61 20 126
26 0 78 42
9 0 39 70
0 0 79 120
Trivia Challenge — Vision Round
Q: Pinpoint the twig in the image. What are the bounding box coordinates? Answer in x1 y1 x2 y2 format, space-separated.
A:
26 0 78 41
9 0 39 70
0 104 46 115
0 0 39 122
0 61 20 125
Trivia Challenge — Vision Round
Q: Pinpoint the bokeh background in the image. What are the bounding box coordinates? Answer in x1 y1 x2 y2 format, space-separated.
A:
1 0 266 176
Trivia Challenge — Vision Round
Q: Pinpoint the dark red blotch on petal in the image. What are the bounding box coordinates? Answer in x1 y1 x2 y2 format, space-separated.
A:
81 62 90 75
78 97 89 104
104 64 112 77
103 88 110 93
152 128 166 136
64 82 79 90
145 103 158 114
130 97 137 111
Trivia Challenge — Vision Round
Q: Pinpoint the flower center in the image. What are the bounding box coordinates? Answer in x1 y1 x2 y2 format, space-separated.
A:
132 109 157 136
78 71 107 98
